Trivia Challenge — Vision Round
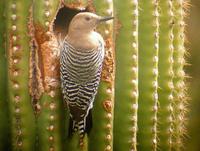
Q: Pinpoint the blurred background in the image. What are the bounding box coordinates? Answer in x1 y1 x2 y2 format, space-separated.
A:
186 0 200 150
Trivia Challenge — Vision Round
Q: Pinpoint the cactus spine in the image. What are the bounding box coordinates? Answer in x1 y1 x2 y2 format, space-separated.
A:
0 0 189 151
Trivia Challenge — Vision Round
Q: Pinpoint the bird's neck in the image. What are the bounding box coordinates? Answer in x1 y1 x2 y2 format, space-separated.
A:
66 30 99 51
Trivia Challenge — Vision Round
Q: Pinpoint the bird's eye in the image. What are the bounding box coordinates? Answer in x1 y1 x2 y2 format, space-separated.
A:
85 17 91 21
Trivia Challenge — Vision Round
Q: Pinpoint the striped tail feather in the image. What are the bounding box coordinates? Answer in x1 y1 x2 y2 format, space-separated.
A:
68 110 93 143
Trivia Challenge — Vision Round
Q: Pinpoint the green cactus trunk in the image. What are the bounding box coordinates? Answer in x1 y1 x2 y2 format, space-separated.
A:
0 0 189 151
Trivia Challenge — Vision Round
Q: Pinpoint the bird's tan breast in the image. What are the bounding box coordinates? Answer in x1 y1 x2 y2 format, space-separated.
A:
66 32 103 51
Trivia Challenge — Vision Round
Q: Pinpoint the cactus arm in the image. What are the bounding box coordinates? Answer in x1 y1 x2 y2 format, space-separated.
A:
113 0 139 150
0 0 11 150
88 0 115 151
158 0 175 150
137 0 159 150
6 0 36 150
173 0 188 150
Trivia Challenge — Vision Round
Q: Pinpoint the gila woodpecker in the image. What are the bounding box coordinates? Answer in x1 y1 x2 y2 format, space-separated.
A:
60 12 113 144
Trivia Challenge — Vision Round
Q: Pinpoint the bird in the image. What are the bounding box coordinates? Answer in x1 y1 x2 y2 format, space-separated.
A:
60 12 114 145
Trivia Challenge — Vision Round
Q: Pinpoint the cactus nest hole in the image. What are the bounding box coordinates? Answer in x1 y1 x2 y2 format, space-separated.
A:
53 6 90 39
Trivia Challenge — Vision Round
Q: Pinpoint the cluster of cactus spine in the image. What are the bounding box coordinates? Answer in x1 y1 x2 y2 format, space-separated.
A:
0 0 188 151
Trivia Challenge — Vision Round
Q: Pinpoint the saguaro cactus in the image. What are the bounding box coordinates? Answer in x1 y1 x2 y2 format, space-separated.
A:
0 0 189 151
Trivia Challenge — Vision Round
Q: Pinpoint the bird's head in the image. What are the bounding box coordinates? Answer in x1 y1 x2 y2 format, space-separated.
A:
68 12 114 33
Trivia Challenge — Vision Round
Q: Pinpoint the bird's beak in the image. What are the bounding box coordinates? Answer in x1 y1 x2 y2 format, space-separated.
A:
99 16 114 22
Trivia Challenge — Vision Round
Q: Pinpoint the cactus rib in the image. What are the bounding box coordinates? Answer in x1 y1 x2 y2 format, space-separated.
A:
113 0 139 150
137 0 159 150
158 0 176 150
6 0 36 150
32 0 64 151
173 0 188 150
